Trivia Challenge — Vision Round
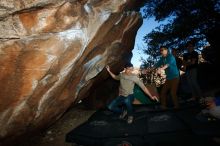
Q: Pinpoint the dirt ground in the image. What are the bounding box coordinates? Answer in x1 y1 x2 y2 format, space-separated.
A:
20 104 96 146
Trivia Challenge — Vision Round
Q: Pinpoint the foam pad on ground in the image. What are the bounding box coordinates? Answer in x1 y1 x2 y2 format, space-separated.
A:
66 105 220 146
66 109 148 146
176 108 220 137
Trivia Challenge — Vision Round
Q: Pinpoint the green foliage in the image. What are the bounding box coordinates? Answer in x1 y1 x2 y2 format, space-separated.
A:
142 0 220 64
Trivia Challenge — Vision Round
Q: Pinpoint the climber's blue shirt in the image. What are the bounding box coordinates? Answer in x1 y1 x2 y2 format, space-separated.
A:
155 53 179 80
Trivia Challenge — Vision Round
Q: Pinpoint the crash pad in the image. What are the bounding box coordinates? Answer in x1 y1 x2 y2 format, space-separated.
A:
66 109 148 146
133 84 159 105
66 103 220 146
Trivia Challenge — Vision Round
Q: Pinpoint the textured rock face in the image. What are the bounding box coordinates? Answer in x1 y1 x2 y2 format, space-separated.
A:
0 0 142 142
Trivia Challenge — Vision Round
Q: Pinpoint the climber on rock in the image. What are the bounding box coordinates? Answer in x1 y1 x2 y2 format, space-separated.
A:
106 63 158 124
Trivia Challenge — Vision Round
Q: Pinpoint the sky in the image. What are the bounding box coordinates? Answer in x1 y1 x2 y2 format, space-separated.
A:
131 17 160 68
131 10 169 68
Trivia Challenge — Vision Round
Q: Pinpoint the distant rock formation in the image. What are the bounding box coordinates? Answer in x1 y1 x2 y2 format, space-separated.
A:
0 0 142 142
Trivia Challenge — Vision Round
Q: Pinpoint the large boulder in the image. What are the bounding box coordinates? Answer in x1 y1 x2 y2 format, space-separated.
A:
0 0 142 143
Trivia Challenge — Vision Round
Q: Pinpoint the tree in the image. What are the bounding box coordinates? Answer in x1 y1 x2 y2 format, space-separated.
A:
142 0 220 64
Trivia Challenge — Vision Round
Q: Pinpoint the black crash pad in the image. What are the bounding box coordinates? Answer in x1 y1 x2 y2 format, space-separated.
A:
176 108 220 137
66 105 220 146
66 109 148 146
147 111 189 134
